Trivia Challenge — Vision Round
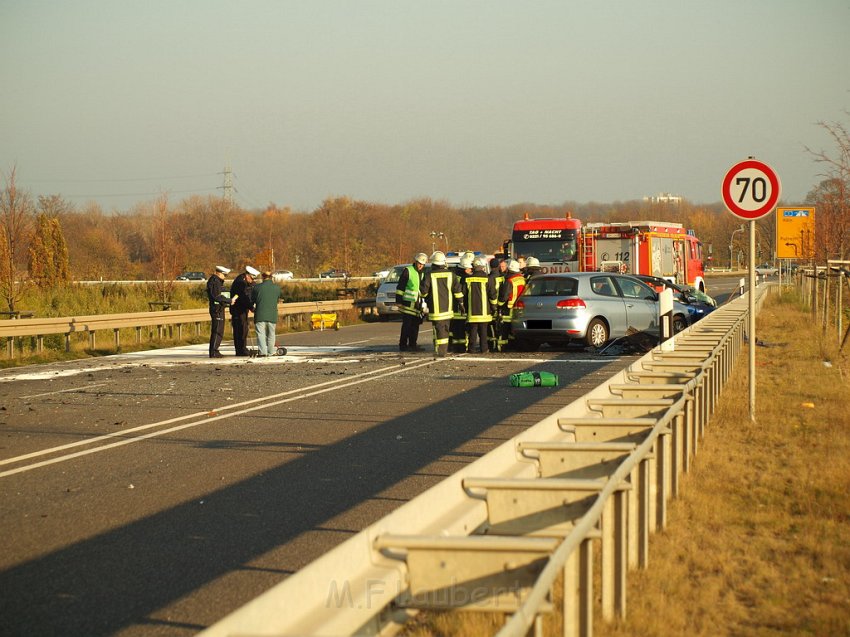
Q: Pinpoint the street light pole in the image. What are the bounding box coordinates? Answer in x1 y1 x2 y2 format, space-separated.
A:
729 224 745 270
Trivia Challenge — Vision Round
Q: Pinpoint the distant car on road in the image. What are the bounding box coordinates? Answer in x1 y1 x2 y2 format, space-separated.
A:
755 263 779 276
372 268 391 278
272 270 294 282
319 269 350 279
176 271 206 281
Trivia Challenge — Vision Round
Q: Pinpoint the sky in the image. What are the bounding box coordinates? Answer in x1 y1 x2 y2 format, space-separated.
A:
1 0 849 213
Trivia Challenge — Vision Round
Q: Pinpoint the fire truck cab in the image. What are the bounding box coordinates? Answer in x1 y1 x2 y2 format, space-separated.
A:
581 221 706 292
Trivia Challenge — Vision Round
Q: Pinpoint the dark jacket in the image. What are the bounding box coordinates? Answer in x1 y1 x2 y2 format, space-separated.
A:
206 275 229 311
229 273 254 315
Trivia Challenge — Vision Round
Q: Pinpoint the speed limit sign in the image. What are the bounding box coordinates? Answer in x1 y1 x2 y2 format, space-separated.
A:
722 158 781 220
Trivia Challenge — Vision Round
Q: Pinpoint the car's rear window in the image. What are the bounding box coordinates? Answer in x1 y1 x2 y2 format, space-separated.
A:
525 277 578 297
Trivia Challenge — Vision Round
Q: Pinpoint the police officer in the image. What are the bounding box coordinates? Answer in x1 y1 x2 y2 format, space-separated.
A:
464 257 497 353
420 251 461 358
230 265 260 356
395 252 428 351
206 265 232 358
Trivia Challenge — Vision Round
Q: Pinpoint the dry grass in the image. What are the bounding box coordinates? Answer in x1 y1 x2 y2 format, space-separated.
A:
401 290 850 636
598 290 850 637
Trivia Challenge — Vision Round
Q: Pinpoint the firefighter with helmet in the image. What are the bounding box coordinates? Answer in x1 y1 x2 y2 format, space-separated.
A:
499 259 526 351
524 256 542 280
395 252 428 352
420 251 461 358
464 256 497 353
449 254 474 352
488 258 505 352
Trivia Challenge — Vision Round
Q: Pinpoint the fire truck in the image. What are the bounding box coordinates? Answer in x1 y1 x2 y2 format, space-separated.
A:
581 220 706 292
507 215 706 292
508 213 582 274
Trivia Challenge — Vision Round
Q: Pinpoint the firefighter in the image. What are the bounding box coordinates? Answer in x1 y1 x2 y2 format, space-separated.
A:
230 265 260 356
524 256 542 280
487 258 505 352
206 265 232 358
464 257 497 353
395 252 428 351
449 254 473 352
500 259 526 351
420 251 460 358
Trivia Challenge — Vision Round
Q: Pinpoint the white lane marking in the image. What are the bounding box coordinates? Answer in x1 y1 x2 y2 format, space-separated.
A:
339 339 371 345
0 363 406 468
0 359 437 478
21 382 111 399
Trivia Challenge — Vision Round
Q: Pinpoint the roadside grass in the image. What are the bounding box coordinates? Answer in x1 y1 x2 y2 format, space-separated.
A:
597 288 850 636
400 289 850 636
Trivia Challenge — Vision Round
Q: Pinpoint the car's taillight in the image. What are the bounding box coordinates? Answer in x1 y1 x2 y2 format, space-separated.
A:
556 298 586 309
516 300 525 308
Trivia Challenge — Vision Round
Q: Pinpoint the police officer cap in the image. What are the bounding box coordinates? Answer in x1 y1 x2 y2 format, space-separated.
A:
508 259 521 273
413 252 428 265
245 266 261 277
215 265 231 274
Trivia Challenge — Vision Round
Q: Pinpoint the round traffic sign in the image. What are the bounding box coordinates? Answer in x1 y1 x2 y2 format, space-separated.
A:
721 159 781 220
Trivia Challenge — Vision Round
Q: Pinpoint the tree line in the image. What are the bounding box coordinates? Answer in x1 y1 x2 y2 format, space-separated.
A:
2 116 848 312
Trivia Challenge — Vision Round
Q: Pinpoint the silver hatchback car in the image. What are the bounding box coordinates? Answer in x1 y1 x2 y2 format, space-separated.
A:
511 272 690 349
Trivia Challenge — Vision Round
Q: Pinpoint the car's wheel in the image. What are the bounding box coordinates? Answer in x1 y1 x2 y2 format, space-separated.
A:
585 318 609 348
673 314 688 334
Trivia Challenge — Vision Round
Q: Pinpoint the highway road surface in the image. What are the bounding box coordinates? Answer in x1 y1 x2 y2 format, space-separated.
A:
0 277 738 636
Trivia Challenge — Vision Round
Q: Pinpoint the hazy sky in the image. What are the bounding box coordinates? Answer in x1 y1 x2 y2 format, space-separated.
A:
2 1 848 213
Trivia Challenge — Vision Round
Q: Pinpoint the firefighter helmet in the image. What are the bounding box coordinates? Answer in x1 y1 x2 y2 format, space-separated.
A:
430 251 447 266
460 255 474 269
474 257 488 269
508 259 521 273
526 257 540 268
413 252 428 265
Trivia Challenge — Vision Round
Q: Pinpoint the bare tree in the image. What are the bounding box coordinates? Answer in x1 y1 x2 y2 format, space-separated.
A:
149 194 183 302
0 166 35 311
805 114 850 260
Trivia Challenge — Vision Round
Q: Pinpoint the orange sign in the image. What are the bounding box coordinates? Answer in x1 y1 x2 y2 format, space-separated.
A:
776 207 815 259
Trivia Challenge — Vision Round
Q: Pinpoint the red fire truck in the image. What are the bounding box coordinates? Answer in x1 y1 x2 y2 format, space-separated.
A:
581 221 706 292
507 215 706 292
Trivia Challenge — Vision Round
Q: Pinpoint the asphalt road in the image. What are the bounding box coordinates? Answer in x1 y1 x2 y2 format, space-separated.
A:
0 276 739 636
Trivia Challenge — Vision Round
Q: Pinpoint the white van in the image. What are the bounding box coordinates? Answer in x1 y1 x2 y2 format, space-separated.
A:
375 264 409 319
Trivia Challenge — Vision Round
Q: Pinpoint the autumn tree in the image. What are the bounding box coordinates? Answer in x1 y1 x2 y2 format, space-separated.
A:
28 211 71 287
0 166 34 311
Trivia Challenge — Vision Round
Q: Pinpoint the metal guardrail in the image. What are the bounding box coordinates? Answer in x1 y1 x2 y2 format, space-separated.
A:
200 284 771 637
0 300 357 357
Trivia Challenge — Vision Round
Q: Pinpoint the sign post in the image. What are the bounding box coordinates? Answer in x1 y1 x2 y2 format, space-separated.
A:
721 158 781 421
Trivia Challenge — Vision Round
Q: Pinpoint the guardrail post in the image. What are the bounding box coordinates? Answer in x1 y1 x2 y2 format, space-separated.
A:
88 330 96 350
601 490 627 621
638 458 651 568
113 329 120 349
564 540 594 637
6 337 13 358
135 327 142 344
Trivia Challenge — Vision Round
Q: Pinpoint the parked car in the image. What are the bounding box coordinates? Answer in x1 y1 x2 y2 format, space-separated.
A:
319 269 350 279
375 265 408 318
176 271 206 281
511 272 693 350
272 270 294 282
755 263 779 276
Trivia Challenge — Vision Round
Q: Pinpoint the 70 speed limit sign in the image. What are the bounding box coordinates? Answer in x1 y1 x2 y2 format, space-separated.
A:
721 158 781 220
